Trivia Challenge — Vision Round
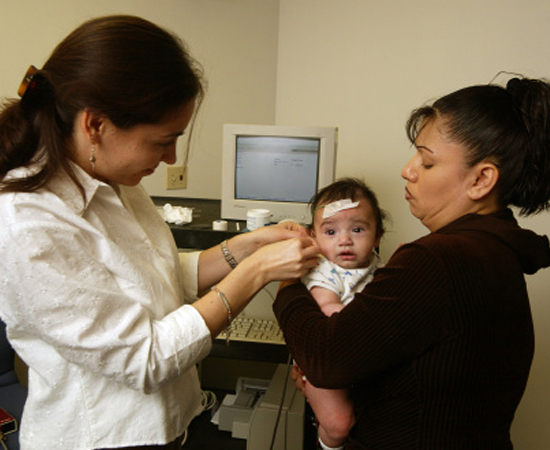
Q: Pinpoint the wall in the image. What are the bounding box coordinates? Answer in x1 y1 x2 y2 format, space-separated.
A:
0 0 279 199
275 1 550 448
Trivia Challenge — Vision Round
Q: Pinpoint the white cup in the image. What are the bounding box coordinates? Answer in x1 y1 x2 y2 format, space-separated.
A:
246 209 272 230
212 220 228 231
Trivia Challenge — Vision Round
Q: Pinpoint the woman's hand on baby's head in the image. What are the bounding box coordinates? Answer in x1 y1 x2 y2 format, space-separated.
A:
256 236 319 281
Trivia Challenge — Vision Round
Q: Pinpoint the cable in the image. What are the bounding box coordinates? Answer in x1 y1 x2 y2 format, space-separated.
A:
180 428 188 447
181 390 217 448
261 285 276 302
269 354 293 450
0 432 8 450
201 389 217 411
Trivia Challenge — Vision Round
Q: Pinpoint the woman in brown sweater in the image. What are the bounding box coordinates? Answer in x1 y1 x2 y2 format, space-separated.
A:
274 77 550 449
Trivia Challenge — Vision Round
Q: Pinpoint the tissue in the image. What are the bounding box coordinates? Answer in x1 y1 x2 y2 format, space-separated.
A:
162 203 193 225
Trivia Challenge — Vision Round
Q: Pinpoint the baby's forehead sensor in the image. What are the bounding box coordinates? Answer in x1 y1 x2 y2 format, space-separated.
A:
315 198 360 219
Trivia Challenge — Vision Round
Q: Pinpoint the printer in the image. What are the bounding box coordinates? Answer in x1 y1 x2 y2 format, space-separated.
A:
216 363 305 450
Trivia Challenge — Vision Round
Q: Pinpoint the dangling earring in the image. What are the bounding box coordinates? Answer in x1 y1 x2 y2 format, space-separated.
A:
89 147 96 172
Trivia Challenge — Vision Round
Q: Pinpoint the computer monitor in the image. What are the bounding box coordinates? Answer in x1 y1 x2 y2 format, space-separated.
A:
221 124 338 224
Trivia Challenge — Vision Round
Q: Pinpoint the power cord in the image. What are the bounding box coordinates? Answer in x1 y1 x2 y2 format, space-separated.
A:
262 285 276 302
200 389 217 411
181 389 218 448
269 354 293 450
0 431 8 450
180 429 188 448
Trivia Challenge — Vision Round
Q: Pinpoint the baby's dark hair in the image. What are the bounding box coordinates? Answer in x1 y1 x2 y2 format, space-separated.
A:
309 177 387 238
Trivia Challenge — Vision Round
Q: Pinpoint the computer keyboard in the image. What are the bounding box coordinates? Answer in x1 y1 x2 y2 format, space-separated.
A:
216 316 285 345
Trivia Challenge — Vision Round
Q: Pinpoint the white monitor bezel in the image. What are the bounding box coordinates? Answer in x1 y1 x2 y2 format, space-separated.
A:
221 124 338 224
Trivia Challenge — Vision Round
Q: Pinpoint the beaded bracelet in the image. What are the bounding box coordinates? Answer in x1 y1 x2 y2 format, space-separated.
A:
211 285 233 344
220 239 238 269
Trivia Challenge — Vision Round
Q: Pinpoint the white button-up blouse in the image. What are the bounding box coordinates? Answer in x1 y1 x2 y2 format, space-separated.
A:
0 165 213 449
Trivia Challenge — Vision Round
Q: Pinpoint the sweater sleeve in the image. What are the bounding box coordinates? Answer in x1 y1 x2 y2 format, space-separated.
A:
273 243 450 389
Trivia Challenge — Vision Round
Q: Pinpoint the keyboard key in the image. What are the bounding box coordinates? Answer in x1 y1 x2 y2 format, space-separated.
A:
215 316 285 345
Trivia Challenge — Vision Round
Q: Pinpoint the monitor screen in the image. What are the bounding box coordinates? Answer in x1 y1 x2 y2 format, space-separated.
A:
221 124 338 224
235 135 320 203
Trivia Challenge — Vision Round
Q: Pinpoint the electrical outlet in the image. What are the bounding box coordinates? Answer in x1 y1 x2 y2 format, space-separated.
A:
166 165 187 189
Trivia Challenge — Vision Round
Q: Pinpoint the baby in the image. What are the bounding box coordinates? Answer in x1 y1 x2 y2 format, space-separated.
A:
301 177 387 450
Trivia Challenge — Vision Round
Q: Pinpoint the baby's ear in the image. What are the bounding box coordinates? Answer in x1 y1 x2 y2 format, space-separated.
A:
307 226 315 237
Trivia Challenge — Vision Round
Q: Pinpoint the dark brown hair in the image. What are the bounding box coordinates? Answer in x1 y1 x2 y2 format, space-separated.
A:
309 177 388 239
0 15 205 195
406 77 550 216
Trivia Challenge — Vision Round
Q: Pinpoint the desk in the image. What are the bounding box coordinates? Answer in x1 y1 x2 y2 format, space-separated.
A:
152 196 243 249
210 339 289 363
153 197 316 449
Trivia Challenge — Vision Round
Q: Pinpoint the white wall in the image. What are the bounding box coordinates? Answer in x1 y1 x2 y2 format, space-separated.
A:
276 1 550 448
1 1 549 448
0 0 280 199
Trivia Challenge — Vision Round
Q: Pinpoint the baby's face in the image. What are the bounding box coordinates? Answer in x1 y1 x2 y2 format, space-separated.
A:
312 198 380 269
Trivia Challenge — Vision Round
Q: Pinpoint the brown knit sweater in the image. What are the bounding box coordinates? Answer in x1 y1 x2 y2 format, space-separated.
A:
274 210 550 449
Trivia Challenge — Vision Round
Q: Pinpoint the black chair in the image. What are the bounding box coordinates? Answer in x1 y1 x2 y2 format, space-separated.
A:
0 319 27 450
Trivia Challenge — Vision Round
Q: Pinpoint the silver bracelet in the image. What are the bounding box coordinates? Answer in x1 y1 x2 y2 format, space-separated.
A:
220 239 238 269
211 285 233 344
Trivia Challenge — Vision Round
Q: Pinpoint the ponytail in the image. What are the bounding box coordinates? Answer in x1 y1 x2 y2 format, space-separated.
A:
0 99 39 177
0 67 76 194
505 78 550 215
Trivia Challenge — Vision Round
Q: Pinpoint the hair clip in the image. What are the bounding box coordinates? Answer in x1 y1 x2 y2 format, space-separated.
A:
18 65 39 99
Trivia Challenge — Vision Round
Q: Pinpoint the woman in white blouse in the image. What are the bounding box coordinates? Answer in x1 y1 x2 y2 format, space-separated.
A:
0 15 319 450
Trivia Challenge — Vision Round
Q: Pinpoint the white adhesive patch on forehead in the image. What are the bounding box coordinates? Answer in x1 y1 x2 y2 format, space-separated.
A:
321 199 360 218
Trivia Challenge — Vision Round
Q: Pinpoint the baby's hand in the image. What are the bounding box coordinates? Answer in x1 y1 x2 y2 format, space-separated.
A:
291 363 307 397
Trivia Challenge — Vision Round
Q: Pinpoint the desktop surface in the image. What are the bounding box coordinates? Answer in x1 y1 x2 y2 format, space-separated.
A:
152 196 244 249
